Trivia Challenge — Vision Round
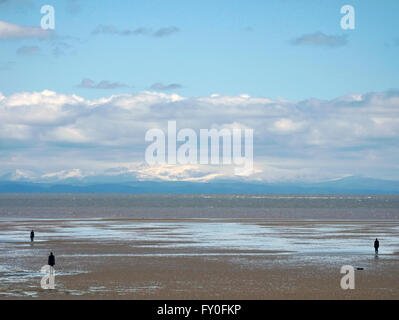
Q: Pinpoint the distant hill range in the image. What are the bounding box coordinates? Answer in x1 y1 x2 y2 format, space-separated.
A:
0 176 398 194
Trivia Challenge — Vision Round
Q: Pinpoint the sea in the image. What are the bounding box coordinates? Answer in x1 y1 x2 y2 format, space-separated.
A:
0 193 398 219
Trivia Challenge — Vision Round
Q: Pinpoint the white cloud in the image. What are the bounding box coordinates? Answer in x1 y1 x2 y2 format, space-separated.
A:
4 90 83 107
271 118 305 134
0 20 50 39
42 126 90 144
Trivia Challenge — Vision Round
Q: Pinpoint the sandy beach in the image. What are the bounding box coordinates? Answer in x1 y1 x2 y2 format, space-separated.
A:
1 218 398 299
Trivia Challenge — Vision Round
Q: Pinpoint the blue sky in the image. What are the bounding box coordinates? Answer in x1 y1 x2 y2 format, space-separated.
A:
1 0 398 100
0 0 399 183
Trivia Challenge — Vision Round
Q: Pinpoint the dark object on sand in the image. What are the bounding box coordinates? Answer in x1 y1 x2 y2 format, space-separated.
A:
374 238 379 255
30 230 34 242
356 267 364 270
48 252 55 267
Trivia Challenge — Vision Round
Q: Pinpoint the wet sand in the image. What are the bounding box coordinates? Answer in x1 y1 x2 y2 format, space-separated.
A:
0 218 399 299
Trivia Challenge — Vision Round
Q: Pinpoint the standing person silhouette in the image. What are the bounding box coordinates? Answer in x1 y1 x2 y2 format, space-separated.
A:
48 252 55 274
374 238 379 256
30 230 34 242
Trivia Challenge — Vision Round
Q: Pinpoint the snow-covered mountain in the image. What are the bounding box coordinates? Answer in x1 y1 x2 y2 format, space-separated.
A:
0 172 399 194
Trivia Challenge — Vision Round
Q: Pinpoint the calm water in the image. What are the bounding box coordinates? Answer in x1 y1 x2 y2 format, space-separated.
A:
1 219 398 254
0 194 398 219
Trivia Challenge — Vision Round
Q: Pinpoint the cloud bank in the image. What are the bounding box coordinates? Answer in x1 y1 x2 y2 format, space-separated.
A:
1 89 399 182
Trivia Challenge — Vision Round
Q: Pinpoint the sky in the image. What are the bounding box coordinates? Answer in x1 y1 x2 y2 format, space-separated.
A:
0 0 399 183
